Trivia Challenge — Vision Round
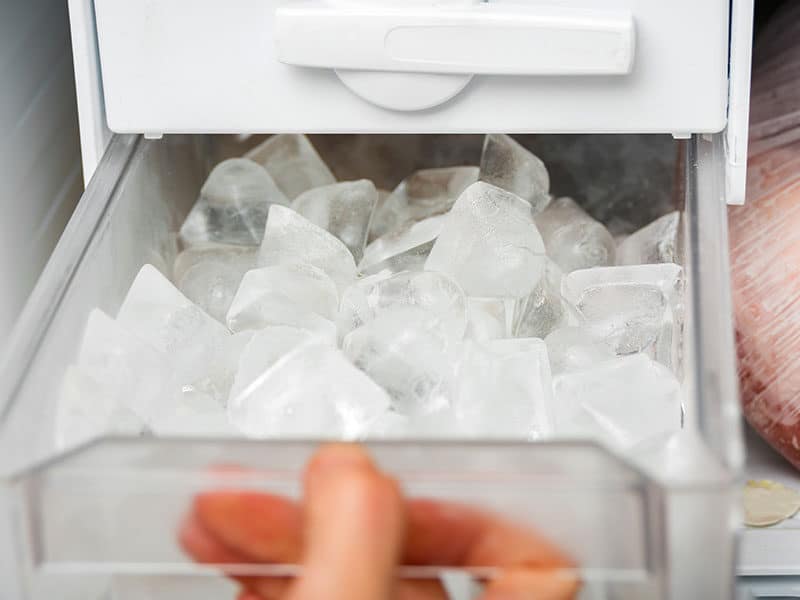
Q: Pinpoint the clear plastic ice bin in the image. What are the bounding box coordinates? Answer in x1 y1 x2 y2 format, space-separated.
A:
0 133 742 599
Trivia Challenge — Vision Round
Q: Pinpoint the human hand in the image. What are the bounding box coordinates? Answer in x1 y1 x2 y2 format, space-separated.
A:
180 444 578 600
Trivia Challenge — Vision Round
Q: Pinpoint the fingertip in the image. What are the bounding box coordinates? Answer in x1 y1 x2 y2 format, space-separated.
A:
305 444 375 483
304 444 393 511
178 513 243 564
306 455 403 535
177 513 205 557
296 445 406 600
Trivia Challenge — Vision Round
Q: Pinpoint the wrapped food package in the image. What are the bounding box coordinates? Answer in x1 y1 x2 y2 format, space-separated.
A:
730 2 800 469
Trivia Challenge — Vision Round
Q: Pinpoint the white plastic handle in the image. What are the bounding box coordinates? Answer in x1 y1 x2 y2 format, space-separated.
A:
275 1 635 76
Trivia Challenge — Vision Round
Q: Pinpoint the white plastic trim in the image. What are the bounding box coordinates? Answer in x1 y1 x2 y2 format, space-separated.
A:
725 0 754 205
67 0 112 183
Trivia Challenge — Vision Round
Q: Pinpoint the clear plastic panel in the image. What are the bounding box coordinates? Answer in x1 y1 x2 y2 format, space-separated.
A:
0 134 740 599
15 440 660 579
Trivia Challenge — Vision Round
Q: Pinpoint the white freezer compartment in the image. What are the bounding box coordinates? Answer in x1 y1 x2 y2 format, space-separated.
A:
92 0 730 135
0 133 741 599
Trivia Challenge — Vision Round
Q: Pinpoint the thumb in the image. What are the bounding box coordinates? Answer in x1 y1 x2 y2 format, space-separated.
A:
288 444 406 600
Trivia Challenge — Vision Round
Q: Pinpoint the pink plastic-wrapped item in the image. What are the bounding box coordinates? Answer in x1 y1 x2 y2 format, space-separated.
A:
729 3 800 470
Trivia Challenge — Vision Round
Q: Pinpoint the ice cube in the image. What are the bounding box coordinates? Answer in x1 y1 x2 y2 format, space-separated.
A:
551 354 682 448
581 285 666 354
628 428 728 484
406 406 467 439
258 204 357 293
245 134 336 199
291 179 378 263
544 326 616 375
370 189 391 238
513 258 575 339
563 264 683 307
455 338 554 439
338 270 466 343
343 307 455 416
479 134 550 213
173 243 257 284
464 297 513 341
116 265 233 403
149 393 240 437
361 240 435 278
118 265 230 353
365 410 410 439
226 264 339 337
77 305 243 434
175 247 257 323
425 182 547 298
81 275 251 434
56 366 147 450
616 211 681 265
534 197 616 273
561 264 683 360
179 330 256 410
228 342 391 439
179 159 289 247
654 304 680 374
76 307 172 421
336 271 390 336
370 166 479 239
229 326 334 404
360 215 445 274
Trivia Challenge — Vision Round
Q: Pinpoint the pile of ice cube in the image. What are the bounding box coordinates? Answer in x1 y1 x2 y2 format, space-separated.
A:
58 134 684 450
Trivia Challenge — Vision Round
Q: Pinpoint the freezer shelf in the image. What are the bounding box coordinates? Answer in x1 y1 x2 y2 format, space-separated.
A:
738 427 800 586
0 133 741 599
738 576 800 599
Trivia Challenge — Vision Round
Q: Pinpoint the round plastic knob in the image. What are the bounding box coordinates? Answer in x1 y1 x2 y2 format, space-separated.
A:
334 70 473 111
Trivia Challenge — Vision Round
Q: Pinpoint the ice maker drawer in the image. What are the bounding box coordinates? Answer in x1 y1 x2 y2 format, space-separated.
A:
0 133 740 600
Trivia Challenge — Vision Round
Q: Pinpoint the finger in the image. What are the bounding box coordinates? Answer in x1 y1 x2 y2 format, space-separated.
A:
185 458 447 600
193 490 303 563
481 569 580 600
405 499 572 569
288 444 406 600
184 460 571 597
180 513 292 600
187 490 569 572
179 513 247 565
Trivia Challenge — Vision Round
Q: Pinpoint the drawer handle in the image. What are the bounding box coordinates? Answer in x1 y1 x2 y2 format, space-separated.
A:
275 1 636 76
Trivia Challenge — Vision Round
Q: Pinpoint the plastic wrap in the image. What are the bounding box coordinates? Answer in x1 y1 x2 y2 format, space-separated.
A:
729 2 800 470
